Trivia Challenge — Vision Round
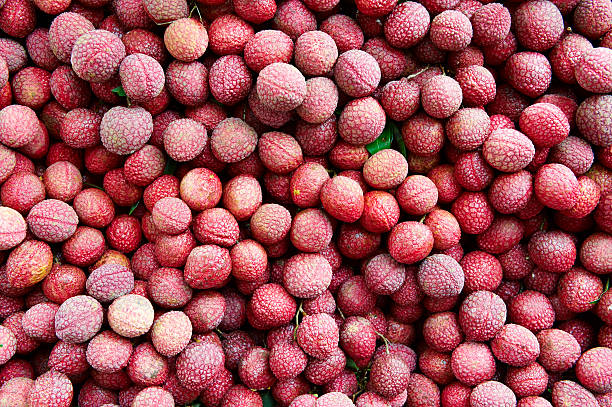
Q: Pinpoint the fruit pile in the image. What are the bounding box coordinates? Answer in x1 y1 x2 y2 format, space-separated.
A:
0 0 611 406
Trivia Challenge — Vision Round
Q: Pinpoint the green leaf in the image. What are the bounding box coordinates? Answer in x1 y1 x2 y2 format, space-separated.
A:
366 121 393 155
346 357 359 372
128 201 139 215
163 158 177 175
111 86 126 97
84 182 104 191
393 123 407 157
590 277 610 304
260 390 276 407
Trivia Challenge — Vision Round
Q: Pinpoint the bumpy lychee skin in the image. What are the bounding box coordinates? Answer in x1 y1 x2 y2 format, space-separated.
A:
505 52 552 98
54 294 103 344
176 341 224 391
459 290 506 341
430 10 472 51
334 49 381 98
470 381 517 407
258 132 303 175
320 176 364 223
471 3 511 46
248 283 296 330
26 199 78 244
86 329 132 373
71 29 126 83
6 240 53 288
164 17 208 62
361 191 400 234
483 129 536 172
101 106 153 155
421 75 463 119
491 324 540 367
396 175 438 216
451 342 496 386
0 104 39 148
534 163 580 210
243 29 293 74
558 268 603 313
211 118 258 164
0 207 26 251
86 263 135 303
296 313 339 359
108 294 154 338
289 208 333 253
537 329 581 372
549 33 594 84
580 233 612 274
575 47 612 93
388 221 434 265
383 2 430 48
0 326 17 364
573 0 612 40
28 370 73 407
119 53 165 103
131 386 174 407
338 96 386 146
576 95 612 147
296 77 339 125
162 118 207 163
508 290 555 332
362 149 408 190
294 31 338 77
368 353 411 399
552 380 598 407
514 0 564 51
284 253 332 299
445 108 491 151
379 79 420 122
527 230 576 273
256 62 306 112
48 12 95 63
519 102 570 148
144 0 188 23
417 254 464 298
575 347 612 393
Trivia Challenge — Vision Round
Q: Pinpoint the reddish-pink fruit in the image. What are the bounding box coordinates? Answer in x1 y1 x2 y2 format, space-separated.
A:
6 240 53 288
211 118 258 163
459 290 506 341
558 268 603 312
71 29 125 83
451 342 496 386
573 0 612 40
470 381 517 407
362 149 408 190
338 96 386 146
256 62 306 111
296 313 339 359
176 341 224 391
388 222 434 265
417 254 464 298
482 129 536 172
519 103 570 148
369 353 411 398
534 163 580 210
384 2 430 48
575 347 612 393
320 176 364 223
421 75 463 119
294 31 338 76
514 0 564 51
552 380 598 407
164 18 208 62
537 329 581 372
334 50 381 98
258 132 304 175
508 290 555 332
86 263 134 303
491 324 540 367
28 370 73 407
100 106 153 155
119 53 165 103
248 284 296 330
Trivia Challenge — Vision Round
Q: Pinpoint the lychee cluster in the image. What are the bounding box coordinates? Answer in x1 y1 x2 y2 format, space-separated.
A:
0 0 612 406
